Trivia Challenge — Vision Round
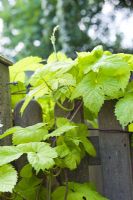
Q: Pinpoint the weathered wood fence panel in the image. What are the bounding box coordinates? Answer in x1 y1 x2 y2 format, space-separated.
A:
89 132 103 194
0 57 12 145
131 143 133 179
55 101 103 193
55 100 133 199
99 101 133 200
14 99 42 127
11 98 133 199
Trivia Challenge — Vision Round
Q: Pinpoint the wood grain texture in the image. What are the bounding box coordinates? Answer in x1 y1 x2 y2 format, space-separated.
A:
88 130 103 194
0 63 12 145
89 165 103 193
88 136 101 165
98 101 133 200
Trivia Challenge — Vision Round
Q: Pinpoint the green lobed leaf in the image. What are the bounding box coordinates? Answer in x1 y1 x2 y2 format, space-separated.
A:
30 60 75 87
0 146 22 166
37 96 55 130
72 70 130 114
118 53 133 70
12 196 23 200
55 143 70 158
56 117 70 127
47 52 71 63
125 81 133 93
81 47 130 76
16 142 50 153
14 175 42 200
27 148 57 173
0 126 22 140
20 83 48 114
20 164 33 178
0 164 18 192
38 186 47 200
71 72 105 114
63 145 83 170
43 125 77 140
10 56 43 83
56 118 96 157
98 73 130 99
115 93 133 127
77 45 130 77
80 137 96 157
52 186 66 200
45 61 75 74
77 45 104 74
68 182 108 200
10 81 26 109
93 54 129 75
12 123 48 145
52 182 108 200
17 142 58 173
50 73 76 90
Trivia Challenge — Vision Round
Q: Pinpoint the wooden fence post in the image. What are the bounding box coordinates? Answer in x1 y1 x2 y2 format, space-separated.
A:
0 56 13 145
98 101 133 200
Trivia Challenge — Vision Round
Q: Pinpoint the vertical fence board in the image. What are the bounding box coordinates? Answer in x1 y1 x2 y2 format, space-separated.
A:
89 131 103 194
14 99 42 127
98 101 133 200
0 63 12 145
88 165 103 193
14 99 43 170
131 147 133 179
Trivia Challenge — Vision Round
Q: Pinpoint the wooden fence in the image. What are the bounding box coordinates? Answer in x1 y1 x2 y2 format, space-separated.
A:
0 56 133 200
55 100 133 200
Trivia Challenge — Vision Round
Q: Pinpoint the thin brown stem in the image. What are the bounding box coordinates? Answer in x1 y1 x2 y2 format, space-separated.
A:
47 173 52 200
70 101 83 121
56 100 74 112
53 168 61 177
64 169 69 200
35 183 42 200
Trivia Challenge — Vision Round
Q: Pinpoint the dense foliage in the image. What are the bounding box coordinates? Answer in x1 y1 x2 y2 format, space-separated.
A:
0 44 133 199
17 45 133 128
1 0 133 60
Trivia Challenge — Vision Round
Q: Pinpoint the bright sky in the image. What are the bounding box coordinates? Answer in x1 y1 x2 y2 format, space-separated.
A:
87 1 133 48
102 1 133 48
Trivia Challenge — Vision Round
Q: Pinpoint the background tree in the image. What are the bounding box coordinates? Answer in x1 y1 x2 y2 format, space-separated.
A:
0 0 133 60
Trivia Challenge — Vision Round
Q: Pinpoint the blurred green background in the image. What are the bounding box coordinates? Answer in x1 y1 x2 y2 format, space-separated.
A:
0 0 133 61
